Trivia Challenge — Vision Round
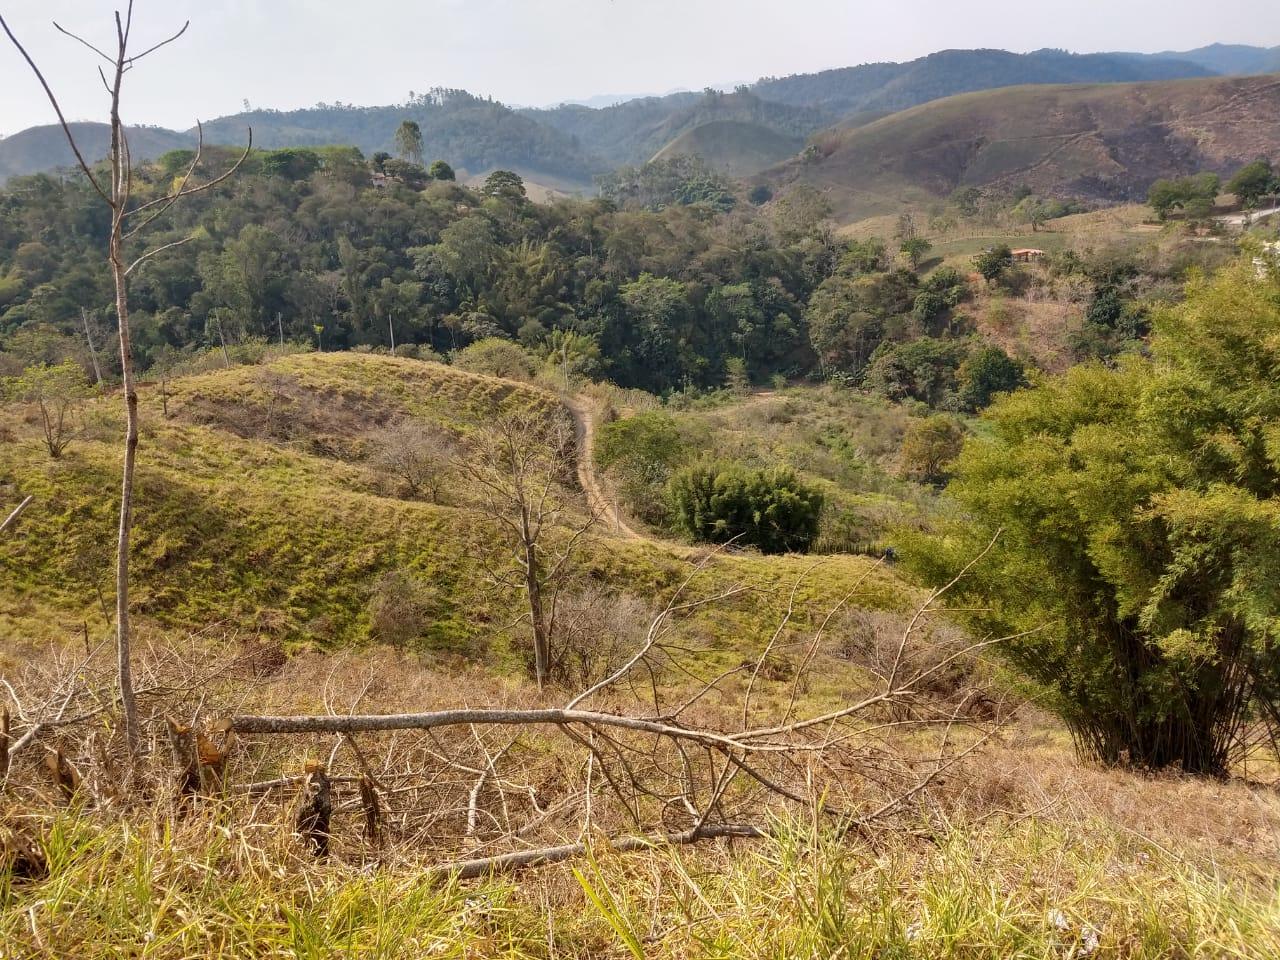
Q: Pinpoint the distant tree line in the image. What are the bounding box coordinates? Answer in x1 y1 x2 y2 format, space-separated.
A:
0 147 1034 401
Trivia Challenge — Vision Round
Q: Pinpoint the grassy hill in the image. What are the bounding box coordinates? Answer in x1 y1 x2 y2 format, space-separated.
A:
761 74 1280 223
650 119 803 177
0 352 902 657
5 352 1280 958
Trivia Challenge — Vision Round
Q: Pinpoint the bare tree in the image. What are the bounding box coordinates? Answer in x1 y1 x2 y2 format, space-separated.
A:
7 360 93 459
1 4 250 754
458 408 596 690
370 419 457 503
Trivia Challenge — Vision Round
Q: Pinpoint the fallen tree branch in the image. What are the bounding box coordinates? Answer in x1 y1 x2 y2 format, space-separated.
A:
1 496 34 536
430 822 767 880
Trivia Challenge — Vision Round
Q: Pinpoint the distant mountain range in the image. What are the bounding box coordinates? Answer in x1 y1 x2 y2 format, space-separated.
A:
2 44 1278 199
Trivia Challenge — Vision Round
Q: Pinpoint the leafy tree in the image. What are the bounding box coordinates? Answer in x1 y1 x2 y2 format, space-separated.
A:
1226 159 1274 208
482 170 527 202
541 329 602 386
667 462 823 554
864 337 968 407
898 414 965 485
973 245 1013 286
1012 195 1049 231
260 148 322 181
596 411 687 524
905 257 1280 774
1147 173 1220 221
921 267 969 305
949 186 983 217
615 274 689 389
724 356 750 393
899 236 932 269
394 119 424 165
839 238 888 275
428 159 456 181
380 158 429 188
805 269 917 377
956 344 1025 411
912 290 947 330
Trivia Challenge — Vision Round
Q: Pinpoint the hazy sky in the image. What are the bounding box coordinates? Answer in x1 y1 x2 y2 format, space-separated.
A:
2 0 1278 135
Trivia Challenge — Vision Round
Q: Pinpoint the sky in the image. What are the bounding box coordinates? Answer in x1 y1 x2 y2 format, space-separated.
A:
2 0 1278 135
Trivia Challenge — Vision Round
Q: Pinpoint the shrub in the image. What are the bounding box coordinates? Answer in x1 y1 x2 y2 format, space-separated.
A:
956 345 1025 411
898 415 966 485
666 462 823 554
369 419 457 502
452 338 535 381
596 411 687 525
367 570 432 647
3 361 94 458
904 257 1280 774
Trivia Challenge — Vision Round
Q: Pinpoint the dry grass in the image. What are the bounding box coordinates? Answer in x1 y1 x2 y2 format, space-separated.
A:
5 634 1274 957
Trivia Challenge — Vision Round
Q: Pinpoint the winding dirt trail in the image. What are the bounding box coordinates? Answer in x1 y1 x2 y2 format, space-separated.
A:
564 395 644 541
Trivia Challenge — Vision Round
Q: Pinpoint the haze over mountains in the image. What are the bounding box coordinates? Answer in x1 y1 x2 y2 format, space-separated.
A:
2 42 1278 210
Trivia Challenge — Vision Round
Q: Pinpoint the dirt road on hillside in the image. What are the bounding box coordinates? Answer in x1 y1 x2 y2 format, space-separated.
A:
565 395 644 541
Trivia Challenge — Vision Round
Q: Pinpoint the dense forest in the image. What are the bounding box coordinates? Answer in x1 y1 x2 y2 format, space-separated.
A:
0 144 1188 401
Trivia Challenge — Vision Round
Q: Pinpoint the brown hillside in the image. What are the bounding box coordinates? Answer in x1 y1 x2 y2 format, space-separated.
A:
651 119 803 177
762 74 1280 223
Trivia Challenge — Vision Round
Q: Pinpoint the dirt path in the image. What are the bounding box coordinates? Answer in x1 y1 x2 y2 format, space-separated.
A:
564 395 644 541
1218 204 1280 228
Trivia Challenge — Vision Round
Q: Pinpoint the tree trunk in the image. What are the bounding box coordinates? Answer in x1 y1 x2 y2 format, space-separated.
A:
522 510 549 690
81 308 103 385
110 239 141 756
216 317 231 368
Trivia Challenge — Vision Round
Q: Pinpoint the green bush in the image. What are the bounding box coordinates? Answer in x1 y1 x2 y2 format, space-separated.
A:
905 257 1280 774
864 338 968 407
666 462 823 554
452 337 535 381
956 345 1025 411
596 411 688 525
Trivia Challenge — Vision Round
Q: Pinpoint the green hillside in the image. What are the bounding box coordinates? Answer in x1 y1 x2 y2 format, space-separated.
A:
0 352 902 654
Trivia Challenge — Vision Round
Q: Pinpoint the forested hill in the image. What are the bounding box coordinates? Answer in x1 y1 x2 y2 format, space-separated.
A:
196 89 601 186
0 123 193 182
1137 42 1280 76
749 47 1215 115
519 90 829 170
0 44 1264 184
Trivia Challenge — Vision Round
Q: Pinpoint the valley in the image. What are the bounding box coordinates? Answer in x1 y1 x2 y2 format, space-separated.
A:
3 8 1280 958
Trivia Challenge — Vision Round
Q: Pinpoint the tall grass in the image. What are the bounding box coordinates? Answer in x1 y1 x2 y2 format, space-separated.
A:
4 809 1277 958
